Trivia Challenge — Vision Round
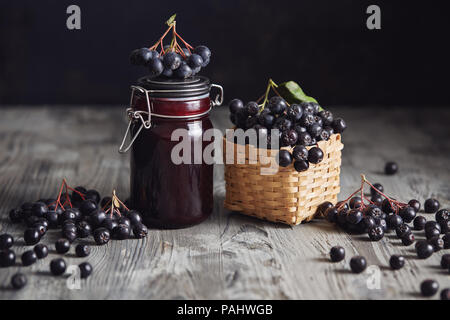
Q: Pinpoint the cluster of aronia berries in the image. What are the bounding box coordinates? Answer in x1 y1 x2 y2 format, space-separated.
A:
130 15 211 79
1 179 148 290
321 174 449 299
228 79 346 172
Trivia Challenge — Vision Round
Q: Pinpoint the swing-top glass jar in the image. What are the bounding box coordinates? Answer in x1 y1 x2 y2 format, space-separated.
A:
119 76 223 229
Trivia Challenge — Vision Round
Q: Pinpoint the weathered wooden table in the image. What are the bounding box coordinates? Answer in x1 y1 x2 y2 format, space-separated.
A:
0 106 449 299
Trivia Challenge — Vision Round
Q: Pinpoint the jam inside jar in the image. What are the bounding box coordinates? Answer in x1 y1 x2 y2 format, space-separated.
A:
120 76 223 229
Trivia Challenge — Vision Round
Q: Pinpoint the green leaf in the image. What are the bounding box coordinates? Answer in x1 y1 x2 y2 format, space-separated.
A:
278 81 318 105
166 14 177 26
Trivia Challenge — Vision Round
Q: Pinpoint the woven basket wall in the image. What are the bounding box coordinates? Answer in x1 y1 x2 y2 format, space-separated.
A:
223 133 344 225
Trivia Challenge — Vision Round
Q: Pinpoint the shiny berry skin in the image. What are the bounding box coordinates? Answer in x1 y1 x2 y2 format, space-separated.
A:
349 197 362 209
287 104 303 121
75 244 91 257
384 161 398 175
293 160 309 172
399 206 416 223
59 208 77 224
387 214 403 229
319 129 330 141
244 101 259 117
307 123 322 138
187 53 203 68
55 238 70 254
297 132 312 146
435 209 449 224
325 207 339 223
193 45 211 63
441 288 450 300
330 246 345 262
79 200 98 217
268 96 287 115
307 147 324 164
79 262 93 279
281 129 298 146
94 228 110 245
319 110 333 126
90 210 107 228
368 226 384 241
24 228 40 245
147 58 164 76
382 199 397 214
375 218 387 232
174 64 193 79
371 194 383 207
425 227 440 240
428 237 444 252
21 250 37 266
44 211 59 228
420 279 439 297
424 198 440 213
277 150 293 167
33 244 48 259
274 117 292 132
0 234 14 250
76 221 92 238
126 210 143 226
416 241 434 259
11 273 27 289
395 224 411 238
299 113 315 127
369 183 383 197
162 52 182 70
62 229 77 243
425 221 441 232
408 199 421 213
101 218 118 231
332 118 346 133
350 256 367 273
133 224 148 239
84 189 100 204
112 224 131 240
0 249 16 267
413 215 426 230
361 216 376 232
401 233 415 246
50 258 66 276
389 255 405 270
317 202 333 217
441 254 450 269
365 206 383 219
346 209 363 225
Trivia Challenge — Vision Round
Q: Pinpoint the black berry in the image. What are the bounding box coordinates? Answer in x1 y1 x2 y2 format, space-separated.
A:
79 262 93 279
11 273 27 289
416 241 434 259
34 244 48 259
0 249 16 267
24 228 40 245
75 244 91 257
408 199 421 213
307 147 324 164
133 224 148 239
424 198 440 213
413 216 427 230
277 150 293 167
389 255 405 270
399 206 416 223
94 228 111 245
330 246 345 262
350 256 367 273
401 233 415 246
21 250 37 266
384 162 398 175
420 279 439 297
368 226 384 241
441 288 450 300
50 258 66 276
55 238 70 254
0 234 14 250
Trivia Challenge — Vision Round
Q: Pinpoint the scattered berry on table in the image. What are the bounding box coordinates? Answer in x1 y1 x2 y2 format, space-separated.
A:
24 228 40 245
350 256 367 273
50 258 67 276
79 262 93 279
0 249 16 267
329 246 345 262
55 238 71 254
75 244 91 257
428 236 444 252
389 255 405 270
401 233 415 246
413 216 427 230
424 198 440 213
399 206 416 223
384 162 398 175
441 289 450 300
408 199 421 213
33 244 48 259
368 226 385 241
0 234 14 250
11 273 27 289
420 279 439 297
21 250 37 266
416 241 434 259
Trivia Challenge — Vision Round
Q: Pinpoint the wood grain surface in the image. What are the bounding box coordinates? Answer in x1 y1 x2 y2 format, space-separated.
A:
0 106 449 300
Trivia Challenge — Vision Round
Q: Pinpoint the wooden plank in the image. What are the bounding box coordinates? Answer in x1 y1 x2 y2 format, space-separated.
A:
0 106 449 299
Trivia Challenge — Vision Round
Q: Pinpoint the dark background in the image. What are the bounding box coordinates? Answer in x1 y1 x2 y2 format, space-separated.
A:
1 0 449 107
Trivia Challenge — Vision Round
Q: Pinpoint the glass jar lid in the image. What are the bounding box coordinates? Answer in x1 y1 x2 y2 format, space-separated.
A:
136 76 211 98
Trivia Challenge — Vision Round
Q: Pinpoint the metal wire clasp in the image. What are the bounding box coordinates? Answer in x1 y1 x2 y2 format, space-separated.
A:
118 83 223 154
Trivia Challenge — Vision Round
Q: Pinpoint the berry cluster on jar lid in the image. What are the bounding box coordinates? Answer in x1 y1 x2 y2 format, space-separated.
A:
228 79 346 172
130 14 211 79
1 178 148 290
322 174 450 299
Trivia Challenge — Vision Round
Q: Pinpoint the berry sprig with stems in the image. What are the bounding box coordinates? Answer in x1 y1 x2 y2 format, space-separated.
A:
50 178 86 211
256 79 290 111
101 190 129 218
337 174 408 213
148 14 193 58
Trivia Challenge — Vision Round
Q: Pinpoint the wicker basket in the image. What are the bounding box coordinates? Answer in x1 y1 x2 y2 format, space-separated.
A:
223 133 344 225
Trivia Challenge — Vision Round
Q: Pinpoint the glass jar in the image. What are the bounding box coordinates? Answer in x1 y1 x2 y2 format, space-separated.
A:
119 76 223 229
